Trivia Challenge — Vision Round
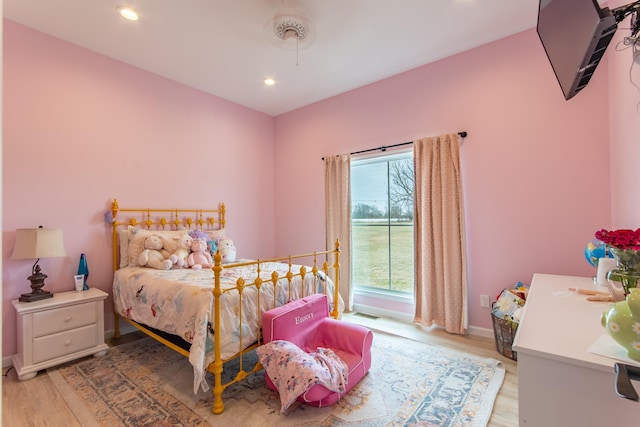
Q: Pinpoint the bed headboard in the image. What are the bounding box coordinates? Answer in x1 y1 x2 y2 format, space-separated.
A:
110 199 226 271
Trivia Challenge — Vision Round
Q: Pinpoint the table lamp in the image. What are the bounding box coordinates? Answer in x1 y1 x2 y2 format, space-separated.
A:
12 226 66 302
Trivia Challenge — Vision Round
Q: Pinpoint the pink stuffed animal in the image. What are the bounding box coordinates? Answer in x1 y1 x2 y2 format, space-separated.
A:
187 238 213 270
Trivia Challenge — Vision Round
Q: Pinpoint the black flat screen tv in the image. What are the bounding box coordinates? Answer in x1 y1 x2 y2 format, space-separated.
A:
537 0 618 100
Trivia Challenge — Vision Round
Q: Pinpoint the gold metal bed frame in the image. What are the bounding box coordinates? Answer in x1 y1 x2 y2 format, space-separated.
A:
109 199 341 414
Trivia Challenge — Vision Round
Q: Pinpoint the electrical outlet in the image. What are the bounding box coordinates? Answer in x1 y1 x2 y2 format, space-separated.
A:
480 295 490 308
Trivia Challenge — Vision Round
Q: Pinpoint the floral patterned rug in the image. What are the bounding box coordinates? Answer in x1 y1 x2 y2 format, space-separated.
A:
47 331 505 426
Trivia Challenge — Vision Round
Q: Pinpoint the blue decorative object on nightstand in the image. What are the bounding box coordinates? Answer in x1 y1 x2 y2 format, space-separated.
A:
77 253 89 290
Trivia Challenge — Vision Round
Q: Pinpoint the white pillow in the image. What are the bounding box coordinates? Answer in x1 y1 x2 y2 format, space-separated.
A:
205 229 226 242
118 229 131 269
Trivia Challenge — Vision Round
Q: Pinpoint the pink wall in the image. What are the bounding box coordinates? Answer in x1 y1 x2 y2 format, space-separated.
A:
608 0 640 228
2 20 276 357
273 28 612 330
3 16 622 359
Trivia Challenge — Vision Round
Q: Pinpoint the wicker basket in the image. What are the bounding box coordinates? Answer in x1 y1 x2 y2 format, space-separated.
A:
491 312 518 361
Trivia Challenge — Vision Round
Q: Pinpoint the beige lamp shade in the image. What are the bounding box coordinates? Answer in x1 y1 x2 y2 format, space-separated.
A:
12 228 66 259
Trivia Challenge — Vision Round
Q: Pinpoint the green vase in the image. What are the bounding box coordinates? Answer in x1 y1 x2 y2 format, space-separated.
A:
606 248 640 302
601 288 640 361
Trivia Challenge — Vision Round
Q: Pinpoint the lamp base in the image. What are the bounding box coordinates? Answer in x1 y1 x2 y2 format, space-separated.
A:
19 290 53 302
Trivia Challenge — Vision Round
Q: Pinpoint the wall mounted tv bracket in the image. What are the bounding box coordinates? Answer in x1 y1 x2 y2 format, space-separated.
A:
612 1 640 37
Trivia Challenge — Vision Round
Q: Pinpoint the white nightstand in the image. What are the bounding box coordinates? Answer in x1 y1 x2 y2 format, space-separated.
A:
12 288 109 380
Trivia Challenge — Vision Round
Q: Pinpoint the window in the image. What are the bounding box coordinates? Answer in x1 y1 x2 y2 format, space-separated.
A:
351 150 414 295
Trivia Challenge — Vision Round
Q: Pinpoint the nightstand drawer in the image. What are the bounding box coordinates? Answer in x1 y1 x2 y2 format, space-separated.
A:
32 301 97 337
33 324 98 363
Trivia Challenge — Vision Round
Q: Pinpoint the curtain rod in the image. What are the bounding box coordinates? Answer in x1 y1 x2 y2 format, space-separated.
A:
321 131 467 160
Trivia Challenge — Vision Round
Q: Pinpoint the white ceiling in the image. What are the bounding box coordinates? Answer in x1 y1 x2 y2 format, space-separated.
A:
3 0 540 116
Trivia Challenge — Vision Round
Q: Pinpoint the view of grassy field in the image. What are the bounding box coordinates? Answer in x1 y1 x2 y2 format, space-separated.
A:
352 222 414 293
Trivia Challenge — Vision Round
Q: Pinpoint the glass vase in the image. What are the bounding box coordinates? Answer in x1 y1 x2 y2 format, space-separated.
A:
606 248 640 302
77 253 90 291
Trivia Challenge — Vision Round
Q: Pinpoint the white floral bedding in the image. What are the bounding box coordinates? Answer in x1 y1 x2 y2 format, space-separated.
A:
113 261 342 393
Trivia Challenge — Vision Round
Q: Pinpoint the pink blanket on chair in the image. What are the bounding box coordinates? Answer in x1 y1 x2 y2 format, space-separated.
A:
256 340 348 412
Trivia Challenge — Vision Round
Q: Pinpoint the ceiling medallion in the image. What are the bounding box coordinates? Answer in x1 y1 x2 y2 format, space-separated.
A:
274 15 307 41
267 12 315 51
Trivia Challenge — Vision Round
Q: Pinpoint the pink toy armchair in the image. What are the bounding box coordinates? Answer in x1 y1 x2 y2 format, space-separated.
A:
262 293 373 407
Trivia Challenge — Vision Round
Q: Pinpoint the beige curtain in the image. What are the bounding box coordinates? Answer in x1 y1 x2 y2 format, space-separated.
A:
413 133 467 334
324 154 352 311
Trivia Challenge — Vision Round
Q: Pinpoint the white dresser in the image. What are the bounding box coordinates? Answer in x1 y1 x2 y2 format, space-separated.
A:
513 274 640 425
12 288 109 380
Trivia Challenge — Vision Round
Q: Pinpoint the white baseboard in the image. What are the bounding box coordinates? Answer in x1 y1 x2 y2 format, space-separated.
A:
105 323 138 340
468 325 494 339
351 303 495 338
351 303 414 323
3 355 14 369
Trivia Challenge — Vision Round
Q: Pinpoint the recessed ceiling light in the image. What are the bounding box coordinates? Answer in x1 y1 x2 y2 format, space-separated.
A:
264 78 276 86
117 6 139 21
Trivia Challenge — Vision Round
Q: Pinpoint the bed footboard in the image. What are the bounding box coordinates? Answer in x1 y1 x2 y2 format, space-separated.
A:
209 240 341 414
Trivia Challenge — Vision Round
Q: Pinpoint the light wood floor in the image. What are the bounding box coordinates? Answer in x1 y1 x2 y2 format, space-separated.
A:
2 314 518 426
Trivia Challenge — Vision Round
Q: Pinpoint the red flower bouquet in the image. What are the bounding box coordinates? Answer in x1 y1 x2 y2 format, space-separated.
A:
594 228 640 250
595 228 640 299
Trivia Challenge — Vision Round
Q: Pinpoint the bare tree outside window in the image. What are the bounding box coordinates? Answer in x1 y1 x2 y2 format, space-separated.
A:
390 159 414 221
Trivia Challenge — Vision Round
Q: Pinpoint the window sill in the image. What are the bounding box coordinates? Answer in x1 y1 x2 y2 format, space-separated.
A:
354 287 414 304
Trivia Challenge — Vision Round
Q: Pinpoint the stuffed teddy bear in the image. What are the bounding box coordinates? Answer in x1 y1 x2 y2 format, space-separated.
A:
187 237 213 270
138 235 173 270
217 237 236 263
166 234 194 268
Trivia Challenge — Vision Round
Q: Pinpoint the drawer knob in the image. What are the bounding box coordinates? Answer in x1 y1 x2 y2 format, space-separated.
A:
64 316 72 322
64 339 72 347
